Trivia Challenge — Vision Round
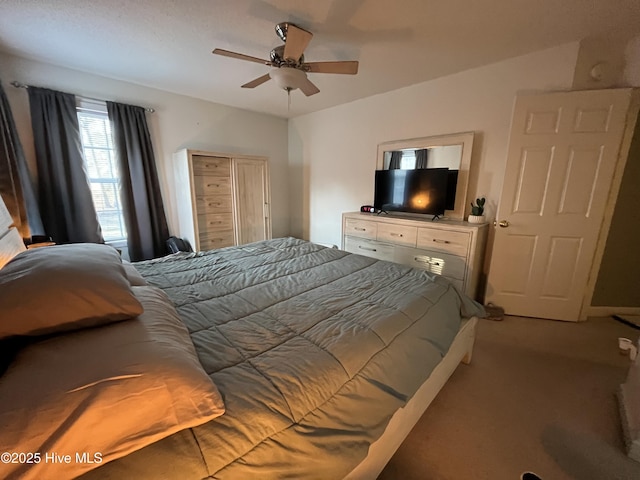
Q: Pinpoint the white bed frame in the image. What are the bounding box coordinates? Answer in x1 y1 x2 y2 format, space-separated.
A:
346 316 478 479
619 339 640 462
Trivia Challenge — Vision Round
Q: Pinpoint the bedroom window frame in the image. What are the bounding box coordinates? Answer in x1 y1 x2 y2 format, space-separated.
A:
76 99 127 245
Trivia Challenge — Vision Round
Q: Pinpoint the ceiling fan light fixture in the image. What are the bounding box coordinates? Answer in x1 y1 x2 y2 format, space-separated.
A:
269 67 307 91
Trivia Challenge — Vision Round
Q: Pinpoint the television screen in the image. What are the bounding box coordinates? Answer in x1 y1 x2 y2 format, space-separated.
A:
374 168 449 216
446 170 458 211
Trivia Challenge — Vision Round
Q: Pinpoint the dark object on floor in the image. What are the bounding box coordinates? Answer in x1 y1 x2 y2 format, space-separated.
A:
521 473 543 480
484 302 504 321
613 314 640 330
166 236 193 254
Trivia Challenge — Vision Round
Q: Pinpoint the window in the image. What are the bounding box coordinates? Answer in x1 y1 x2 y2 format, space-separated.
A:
77 102 127 243
399 150 416 169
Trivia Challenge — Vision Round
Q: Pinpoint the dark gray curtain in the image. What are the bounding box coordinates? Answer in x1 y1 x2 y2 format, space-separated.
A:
107 101 168 261
0 79 43 238
28 86 103 244
415 148 429 169
389 150 402 169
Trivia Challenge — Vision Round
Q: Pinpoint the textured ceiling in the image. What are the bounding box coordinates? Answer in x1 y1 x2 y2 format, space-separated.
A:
1 0 639 118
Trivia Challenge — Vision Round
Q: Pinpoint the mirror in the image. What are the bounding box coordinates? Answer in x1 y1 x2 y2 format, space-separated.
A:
376 131 474 221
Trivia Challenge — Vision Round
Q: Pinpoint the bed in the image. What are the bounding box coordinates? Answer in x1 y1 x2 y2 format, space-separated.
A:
0 198 483 479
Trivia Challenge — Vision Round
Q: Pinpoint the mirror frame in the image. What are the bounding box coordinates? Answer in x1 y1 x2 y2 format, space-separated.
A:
376 131 474 221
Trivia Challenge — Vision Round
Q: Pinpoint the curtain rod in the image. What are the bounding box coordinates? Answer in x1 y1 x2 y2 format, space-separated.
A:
10 81 155 113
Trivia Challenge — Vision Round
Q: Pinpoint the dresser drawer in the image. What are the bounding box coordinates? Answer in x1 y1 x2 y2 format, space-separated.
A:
417 227 470 257
344 236 394 261
395 246 467 280
344 218 377 239
199 231 235 251
377 223 417 246
198 213 234 234
193 175 232 196
192 156 230 176
196 195 233 213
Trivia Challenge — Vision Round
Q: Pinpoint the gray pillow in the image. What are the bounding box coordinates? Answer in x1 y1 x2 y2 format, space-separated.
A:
0 243 143 339
0 285 225 480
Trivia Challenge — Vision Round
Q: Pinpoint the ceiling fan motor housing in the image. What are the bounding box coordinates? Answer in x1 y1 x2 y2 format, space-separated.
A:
270 45 304 67
275 22 291 42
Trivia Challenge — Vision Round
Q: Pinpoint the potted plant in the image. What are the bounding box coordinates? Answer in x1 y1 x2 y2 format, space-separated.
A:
468 197 486 224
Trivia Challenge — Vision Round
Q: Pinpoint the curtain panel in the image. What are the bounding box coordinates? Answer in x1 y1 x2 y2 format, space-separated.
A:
107 101 169 261
0 80 43 238
28 86 103 244
415 149 429 169
389 151 402 169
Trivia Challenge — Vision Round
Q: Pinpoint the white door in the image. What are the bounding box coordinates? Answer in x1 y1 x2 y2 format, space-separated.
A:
233 158 271 245
486 89 633 321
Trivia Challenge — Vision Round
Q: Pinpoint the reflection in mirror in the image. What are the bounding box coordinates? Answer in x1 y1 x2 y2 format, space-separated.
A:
377 132 474 221
382 145 463 170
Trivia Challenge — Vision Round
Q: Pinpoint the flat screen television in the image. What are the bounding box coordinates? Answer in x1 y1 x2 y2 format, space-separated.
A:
374 168 449 217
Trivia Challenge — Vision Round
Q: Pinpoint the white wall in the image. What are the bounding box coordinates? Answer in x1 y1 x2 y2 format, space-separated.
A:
288 43 580 253
0 52 290 238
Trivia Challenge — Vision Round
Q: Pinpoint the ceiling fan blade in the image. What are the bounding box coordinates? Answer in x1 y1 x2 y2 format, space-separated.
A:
299 77 320 97
241 74 271 89
213 48 269 65
283 24 313 62
305 61 359 75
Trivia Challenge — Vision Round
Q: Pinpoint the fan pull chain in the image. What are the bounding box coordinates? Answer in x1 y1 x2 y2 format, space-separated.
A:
287 88 291 111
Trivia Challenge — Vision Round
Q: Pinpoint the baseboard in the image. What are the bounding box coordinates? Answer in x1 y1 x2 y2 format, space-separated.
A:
583 306 640 318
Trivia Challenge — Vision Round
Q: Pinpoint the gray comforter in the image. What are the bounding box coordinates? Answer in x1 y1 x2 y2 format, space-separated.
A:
83 238 483 479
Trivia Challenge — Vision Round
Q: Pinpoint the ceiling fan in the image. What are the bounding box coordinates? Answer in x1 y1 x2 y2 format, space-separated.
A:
213 22 359 97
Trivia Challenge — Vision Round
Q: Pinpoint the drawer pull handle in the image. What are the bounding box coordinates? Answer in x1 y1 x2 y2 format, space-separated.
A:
354 227 366 231
208 203 221 207
433 239 450 244
359 246 377 252
390 233 404 237
207 184 220 187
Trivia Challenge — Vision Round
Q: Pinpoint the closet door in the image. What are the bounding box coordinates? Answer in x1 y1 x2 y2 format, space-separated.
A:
232 158 271 245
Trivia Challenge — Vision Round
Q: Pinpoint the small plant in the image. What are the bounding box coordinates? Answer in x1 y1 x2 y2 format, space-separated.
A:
470 197 485 216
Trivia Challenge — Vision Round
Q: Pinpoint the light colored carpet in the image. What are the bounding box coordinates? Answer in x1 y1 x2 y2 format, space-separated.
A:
378 316 640 480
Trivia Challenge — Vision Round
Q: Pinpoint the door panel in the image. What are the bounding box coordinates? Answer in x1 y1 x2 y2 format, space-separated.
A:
540 237 582 298
486 89 632 321
558 146 602 216
512 147 553 214
233 159 271 245
499 234 537 295
573 105 614 133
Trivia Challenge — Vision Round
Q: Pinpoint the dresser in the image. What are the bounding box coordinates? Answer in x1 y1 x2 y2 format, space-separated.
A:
342 212 488 300
174 149 271 251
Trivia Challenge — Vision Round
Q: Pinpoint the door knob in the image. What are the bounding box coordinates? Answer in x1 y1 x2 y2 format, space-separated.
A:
498 220 510 228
